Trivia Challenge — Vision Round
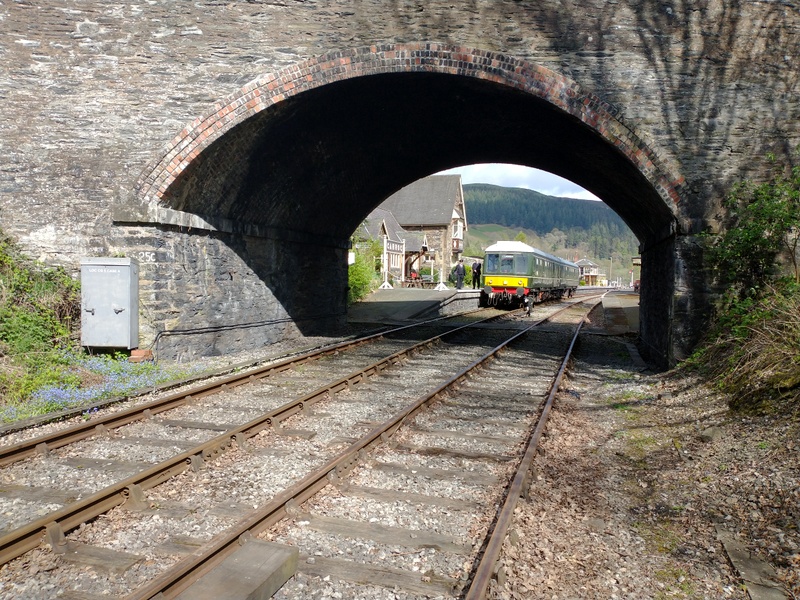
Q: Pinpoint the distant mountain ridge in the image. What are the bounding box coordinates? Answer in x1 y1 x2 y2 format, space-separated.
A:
463 183 626 234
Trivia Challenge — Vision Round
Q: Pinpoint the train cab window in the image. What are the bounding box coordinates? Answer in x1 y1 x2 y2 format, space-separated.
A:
485 254 499 272
514 254 529 273
500 255 514 273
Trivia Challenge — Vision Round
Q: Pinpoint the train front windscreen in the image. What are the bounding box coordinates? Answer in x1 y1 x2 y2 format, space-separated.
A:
484 252 529 275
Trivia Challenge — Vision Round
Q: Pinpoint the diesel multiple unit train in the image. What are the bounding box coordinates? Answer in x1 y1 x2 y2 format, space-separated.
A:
478 241 580 313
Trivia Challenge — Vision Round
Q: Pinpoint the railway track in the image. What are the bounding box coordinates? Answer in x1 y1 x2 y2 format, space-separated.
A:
0 295 602 599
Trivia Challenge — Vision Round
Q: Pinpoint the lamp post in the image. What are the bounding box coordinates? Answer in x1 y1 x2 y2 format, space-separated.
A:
379 235 392 289
401 238 406 282
609 254 613 287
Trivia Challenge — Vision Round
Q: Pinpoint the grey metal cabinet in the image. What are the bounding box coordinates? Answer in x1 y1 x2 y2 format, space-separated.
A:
80 257 139 349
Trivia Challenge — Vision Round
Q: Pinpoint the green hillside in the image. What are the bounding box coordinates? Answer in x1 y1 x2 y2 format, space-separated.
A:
463 224 554 257
462 184 641 284
464 183 624 234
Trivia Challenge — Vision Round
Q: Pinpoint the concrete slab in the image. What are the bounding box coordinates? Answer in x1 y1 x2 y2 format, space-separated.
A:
298 554 458 596
0 483 77 506
61 543 142 574
175 539 298 600
60 592 117 600
717 527 788 599
300 513 471 554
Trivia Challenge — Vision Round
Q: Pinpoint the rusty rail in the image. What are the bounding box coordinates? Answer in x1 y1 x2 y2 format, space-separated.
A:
0 308 497 468
0 308 520 567
125 299 601 599
464 307 588 599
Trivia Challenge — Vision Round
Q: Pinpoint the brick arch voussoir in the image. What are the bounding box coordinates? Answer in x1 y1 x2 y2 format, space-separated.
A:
134 43 685 214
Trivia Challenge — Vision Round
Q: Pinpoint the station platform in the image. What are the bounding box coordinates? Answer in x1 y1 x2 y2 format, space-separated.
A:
348 287 640 337
599 292 640 335
347 287 481 323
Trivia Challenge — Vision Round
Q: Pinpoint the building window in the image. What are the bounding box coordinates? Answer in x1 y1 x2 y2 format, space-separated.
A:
453 220 463 240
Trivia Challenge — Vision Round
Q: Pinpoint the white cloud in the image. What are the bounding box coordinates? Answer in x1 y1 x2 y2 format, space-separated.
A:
437 163 600 201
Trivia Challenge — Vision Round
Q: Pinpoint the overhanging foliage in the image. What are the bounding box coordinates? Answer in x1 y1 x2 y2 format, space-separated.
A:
691 149 800 414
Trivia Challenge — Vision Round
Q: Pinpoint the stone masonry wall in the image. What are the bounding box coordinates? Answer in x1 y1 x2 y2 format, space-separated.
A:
0 1 797 360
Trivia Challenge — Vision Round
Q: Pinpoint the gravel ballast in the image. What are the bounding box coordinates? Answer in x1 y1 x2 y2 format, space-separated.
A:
1 307 797 599
491 330 798 600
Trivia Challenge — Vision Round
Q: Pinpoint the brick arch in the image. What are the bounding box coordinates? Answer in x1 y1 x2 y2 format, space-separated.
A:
135 43 684 219
130 43 691 368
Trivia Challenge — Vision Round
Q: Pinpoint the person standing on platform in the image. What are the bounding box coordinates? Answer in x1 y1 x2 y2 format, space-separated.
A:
455 259 466 289
472 260 481 289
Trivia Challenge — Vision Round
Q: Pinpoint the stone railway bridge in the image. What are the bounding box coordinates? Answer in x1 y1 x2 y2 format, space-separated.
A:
1 1 797 367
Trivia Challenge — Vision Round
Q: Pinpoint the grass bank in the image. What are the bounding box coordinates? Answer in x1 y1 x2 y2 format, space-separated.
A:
685 282 800 415
0 230 203 424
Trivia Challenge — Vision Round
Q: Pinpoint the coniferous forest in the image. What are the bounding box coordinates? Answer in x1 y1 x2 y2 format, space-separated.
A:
463 184 640 280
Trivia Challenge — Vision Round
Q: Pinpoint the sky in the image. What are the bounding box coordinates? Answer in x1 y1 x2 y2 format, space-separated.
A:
437 163 600 201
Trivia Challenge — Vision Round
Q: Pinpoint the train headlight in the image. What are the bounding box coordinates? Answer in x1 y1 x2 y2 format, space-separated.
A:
517 279 523 285
502 280 508 285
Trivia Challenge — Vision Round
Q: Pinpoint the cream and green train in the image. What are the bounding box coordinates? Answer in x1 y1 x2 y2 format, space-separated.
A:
479 241 580 312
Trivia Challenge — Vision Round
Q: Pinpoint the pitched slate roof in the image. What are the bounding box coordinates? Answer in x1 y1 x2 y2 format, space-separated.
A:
402 231 429 253
357 207 431 253
357 207 404 243
379 175 464 227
